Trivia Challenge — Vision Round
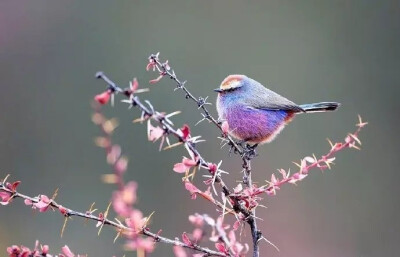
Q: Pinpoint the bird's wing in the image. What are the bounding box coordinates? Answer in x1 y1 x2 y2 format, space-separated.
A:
247 86 304 112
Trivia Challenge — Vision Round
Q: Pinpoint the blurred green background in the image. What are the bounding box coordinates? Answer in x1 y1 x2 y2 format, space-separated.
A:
1 0 399 256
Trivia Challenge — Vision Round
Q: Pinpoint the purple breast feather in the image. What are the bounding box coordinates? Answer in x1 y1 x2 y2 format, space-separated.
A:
226 106 294 144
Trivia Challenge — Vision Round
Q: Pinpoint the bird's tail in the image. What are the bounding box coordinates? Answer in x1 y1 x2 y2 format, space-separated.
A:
299 102 340 113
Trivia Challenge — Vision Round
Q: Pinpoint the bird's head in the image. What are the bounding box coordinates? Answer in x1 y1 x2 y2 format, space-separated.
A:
214 75 248 94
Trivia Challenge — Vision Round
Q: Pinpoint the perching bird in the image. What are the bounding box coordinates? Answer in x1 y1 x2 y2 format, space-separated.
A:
215 75 340 145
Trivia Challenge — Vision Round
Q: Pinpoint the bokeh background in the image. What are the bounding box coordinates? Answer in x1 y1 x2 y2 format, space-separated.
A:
1 1 399 256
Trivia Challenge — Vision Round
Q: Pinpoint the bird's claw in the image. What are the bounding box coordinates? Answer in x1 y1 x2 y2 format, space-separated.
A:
226 140 258 160
242 143 258 160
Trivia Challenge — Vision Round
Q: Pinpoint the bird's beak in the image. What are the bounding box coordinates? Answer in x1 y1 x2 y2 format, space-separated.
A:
214 88 223 93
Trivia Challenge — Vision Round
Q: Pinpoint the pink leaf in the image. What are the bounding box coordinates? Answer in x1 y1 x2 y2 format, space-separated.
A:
192 228 203 242
215 242 228 254
188 214 204 227
146 60 156 71
94 90 111 105
233 183 243 193
173 245 187 257
11 181 21 192
147 121 165 142
185 181 200 200
115 157 128 174
149 74 164 84
182 157 197 167
233 220 240 231
33 195 51 212
173 163 187 173
179 124 191 141
271 174 278 184
61 245 75 257
0 191 12 205
130 78 139 92
182 232 192 246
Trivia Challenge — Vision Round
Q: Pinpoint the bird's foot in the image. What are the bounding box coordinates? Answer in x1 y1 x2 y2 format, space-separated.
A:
243 143 258 160
227 140 246 157
227 140 258 160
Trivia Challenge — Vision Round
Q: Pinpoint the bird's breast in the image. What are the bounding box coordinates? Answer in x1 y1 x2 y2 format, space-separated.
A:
224 105 294 144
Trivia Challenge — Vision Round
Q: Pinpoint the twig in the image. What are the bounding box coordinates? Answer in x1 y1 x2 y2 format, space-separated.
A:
263 119 367 195
148 54 243 155
0 182 228 257
95 72 251 215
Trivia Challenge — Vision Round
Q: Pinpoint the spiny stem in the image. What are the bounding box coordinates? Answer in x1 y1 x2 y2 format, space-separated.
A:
0 183 228 257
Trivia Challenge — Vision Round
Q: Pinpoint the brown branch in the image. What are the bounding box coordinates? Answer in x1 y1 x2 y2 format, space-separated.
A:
96 71 256 256
95 71 251 218
262 119 367 195
148 54 243 156
0 182 228 257
244 164 261 257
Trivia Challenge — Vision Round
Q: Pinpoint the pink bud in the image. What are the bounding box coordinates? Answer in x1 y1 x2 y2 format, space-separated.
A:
115 157 128 174
207 163 218 174
59 205 68 216
94 90 112 105
41 245 49 254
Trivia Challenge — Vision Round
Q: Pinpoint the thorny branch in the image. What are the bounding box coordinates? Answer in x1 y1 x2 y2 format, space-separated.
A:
96 66 263 256
147 54 255 177
95 71 256 216
262 116 368 196
95 72 256 255
95 72 235 196
0 181 228 257
95 100 236 256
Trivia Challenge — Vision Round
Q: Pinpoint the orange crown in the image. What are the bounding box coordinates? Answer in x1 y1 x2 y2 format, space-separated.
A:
220 74 245 90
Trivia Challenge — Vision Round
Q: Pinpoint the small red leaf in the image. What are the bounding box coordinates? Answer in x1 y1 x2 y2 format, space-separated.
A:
180 125 191 140
182 232 192 246
94 90 111 105
215 242 228 254
11 181 21 192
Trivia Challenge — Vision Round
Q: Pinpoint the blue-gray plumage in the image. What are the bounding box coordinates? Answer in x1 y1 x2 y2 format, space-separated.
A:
215 75 340 144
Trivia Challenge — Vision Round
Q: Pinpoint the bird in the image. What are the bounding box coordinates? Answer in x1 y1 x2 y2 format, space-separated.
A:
215 74 340 145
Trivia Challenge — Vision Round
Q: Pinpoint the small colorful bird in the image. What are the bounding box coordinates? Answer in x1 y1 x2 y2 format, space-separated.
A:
215 75 340 145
